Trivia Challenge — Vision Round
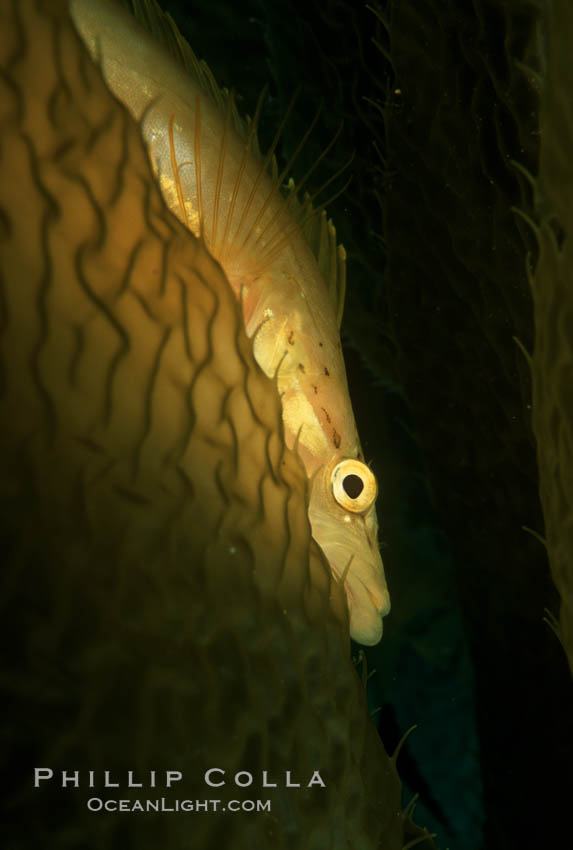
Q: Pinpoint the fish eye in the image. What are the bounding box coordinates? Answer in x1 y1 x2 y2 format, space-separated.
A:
331 459 377 514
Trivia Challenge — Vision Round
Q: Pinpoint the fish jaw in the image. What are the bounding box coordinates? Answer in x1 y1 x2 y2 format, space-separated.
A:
308 467 390 646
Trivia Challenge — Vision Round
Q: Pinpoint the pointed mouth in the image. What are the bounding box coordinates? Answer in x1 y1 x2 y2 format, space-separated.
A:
364 580 391 617
330 563 390 645
337 566 390 615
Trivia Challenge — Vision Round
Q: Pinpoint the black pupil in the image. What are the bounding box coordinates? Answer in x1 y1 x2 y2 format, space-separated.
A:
343 474 364 499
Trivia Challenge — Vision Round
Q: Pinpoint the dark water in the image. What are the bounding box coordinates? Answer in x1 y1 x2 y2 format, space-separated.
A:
158 1 573 848
2 1 572 848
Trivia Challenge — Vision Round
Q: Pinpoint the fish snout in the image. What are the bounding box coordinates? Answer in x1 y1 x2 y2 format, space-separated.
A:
341 558 390 646
367 583 391 618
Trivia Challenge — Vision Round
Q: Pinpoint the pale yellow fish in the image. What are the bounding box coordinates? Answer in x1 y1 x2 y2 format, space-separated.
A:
70 0 390 644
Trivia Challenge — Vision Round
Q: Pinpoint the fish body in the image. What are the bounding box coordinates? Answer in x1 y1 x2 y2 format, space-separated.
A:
70 0 390 644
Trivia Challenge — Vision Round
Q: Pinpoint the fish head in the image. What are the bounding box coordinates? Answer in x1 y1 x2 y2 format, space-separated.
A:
247 262 391 646
308 457 390 645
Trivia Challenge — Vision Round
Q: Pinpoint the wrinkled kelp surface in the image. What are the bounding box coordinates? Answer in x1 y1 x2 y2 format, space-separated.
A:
0 1 434 847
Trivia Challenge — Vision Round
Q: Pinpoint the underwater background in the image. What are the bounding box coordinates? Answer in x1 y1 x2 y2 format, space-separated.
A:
158 0 573 847
1 1 572 848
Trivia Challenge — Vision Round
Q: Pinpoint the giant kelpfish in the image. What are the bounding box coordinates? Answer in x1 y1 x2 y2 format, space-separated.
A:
7 0 391 645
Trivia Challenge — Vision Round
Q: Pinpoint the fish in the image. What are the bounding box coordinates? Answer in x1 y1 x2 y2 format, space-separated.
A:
0 1 440 846
69 0 391 645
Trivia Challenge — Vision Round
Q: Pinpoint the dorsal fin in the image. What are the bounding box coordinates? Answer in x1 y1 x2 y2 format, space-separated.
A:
286 187 347 328
120 0 347 326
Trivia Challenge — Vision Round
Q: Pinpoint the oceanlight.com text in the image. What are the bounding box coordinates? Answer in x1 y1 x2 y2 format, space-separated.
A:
86 797 272 813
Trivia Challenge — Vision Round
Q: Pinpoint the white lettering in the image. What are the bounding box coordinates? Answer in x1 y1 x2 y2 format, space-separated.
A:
262 771 277 788
166 771 182 787
285 772 300 787
235 771 253 787
127 771 142 788
204 768 225 787
308 770 326 787
104 771 119 788
61 771 80 788
34 768 53 787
